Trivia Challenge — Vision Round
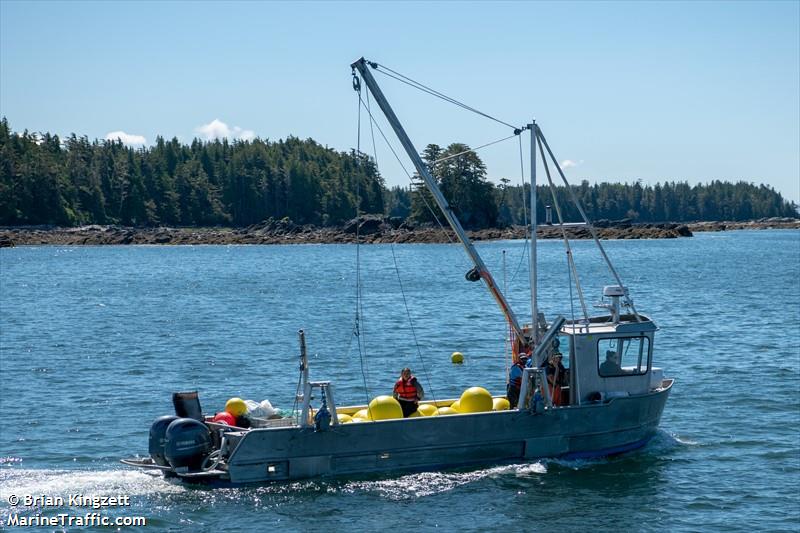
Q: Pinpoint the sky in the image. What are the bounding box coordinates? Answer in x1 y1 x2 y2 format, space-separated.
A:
1 1 798 203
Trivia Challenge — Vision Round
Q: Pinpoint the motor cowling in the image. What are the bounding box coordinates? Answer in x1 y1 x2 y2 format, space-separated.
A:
148 415 180 466
164 418 212 470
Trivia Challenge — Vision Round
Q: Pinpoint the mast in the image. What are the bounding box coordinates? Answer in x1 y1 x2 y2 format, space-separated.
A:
352 58 527 343
529 121 538 344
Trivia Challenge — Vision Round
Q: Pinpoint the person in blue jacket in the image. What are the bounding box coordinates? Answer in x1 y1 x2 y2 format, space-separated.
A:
507 355 529 408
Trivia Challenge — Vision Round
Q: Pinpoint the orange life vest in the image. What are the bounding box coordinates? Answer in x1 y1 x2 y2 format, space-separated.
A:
394 377 419 401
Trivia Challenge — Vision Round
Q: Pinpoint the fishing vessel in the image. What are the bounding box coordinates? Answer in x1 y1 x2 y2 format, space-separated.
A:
122 58 673 484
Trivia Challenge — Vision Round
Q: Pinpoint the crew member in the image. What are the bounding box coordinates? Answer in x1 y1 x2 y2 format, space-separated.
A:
544 352 569 406
600 350 622 376
393 367 424 418
506 355 529 408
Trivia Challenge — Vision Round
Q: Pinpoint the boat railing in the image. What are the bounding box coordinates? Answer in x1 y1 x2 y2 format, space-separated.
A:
249 417 298 429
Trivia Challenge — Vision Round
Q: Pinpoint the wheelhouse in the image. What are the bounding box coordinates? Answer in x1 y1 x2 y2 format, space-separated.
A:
560 314 662 406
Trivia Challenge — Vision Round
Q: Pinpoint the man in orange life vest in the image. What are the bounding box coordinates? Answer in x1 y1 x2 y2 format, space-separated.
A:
393 367 424 418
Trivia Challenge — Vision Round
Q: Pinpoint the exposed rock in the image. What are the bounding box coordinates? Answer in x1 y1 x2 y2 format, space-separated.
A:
1 218 797 246
688 218 800 232
343 215 386 235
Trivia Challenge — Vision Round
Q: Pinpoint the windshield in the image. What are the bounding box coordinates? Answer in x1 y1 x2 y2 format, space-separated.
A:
597 336 650 377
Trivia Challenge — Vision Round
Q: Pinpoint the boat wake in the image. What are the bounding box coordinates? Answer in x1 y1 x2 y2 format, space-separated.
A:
650 429 697 448
338 461 549 500
0 467 184 508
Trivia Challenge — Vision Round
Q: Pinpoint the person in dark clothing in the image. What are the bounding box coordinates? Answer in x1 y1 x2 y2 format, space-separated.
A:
393 367 424 417
507 355 529 408
600 350 622 376
544 352 569 406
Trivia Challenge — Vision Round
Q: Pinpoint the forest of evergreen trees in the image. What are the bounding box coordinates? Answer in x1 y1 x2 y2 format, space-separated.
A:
1 119 796 228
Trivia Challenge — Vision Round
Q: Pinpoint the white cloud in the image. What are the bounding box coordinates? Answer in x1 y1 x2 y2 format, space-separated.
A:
236 127 256 141
560 159 584 169
105 131 147 146
196 119 255 142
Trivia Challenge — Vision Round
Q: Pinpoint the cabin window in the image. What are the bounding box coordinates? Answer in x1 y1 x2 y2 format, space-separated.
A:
597 336 650 377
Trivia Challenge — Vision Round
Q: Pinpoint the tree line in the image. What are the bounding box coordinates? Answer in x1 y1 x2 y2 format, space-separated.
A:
1 119 795 228
492 179 797 225
0 118 384 227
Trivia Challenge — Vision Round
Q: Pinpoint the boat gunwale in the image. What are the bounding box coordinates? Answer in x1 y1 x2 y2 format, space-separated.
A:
233 379 674 434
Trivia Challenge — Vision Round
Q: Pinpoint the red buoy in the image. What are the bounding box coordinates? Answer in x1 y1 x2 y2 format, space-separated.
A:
211 412 236 426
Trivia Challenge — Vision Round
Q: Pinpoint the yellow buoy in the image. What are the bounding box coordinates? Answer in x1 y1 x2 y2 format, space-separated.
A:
493 397 511 411
353 408 372 420
436 406 459 416
225 397 248 417
450 400 461 412
409 411 422 418
368 395 403 420
337 413 353 423
459 387 493 413
417 403 438 416
350 417 367 423
451 351 464 364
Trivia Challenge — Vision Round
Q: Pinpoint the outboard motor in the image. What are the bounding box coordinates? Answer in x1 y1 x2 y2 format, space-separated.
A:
149 415 179 466
164 418 212 470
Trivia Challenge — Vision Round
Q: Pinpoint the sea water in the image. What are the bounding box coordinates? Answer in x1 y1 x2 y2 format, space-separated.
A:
0 230 798 531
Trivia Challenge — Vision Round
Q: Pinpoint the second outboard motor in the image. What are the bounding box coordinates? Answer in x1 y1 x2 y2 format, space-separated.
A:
149 415 180 466
164 418 212 470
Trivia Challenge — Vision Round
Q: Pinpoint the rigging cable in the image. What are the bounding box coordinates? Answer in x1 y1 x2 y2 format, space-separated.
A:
352 73 372 404
356 91 456 244
503 249 511 384
362 82 439 404
432 134 519 166
371 62 522 131
536 128 642 322
566 250 577 331
366 86 379 168
536 133 589 322
292 362 303 422
509 134 530 285
356 63 529 396
389 242 438 405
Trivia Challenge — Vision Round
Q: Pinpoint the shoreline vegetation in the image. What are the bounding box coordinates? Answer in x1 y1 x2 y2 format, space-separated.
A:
1 217 798 247
3 119 797 249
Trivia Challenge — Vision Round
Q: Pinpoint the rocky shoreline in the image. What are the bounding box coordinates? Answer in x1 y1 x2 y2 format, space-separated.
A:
0 217 797 247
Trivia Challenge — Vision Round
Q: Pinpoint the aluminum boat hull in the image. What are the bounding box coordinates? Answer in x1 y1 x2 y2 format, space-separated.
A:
214 380 672 484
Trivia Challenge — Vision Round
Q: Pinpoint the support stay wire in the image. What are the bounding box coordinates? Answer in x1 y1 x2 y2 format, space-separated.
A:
370 61 525 132
536 128 642 322
352 79 372 406
353 71 440 404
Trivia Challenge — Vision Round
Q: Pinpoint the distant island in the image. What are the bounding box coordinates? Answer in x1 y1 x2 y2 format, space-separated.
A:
3 217 800 248
1 118 797 247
